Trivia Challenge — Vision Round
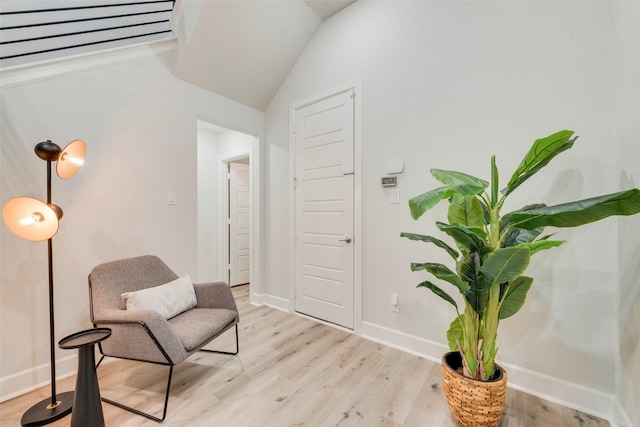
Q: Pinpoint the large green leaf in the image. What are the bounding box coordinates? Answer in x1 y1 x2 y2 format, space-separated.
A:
480 247 531 287
448 194 485 227
431 169 489 192
411 262 470 293
409 186 451 220
499 276 533 319
516 239 565 256
400 232 459 259
417 280 459 312
437 222 492 257
501 227 543 248
491 155 499 206
459 252 488 315
504 130 576 197
500 204 546 247
409 170 488 220
447 315 465 351
509 189 640 230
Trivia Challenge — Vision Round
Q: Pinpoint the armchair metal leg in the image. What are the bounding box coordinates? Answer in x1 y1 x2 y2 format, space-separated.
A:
200 323 239 356
97 357 173 423
93 324 237 423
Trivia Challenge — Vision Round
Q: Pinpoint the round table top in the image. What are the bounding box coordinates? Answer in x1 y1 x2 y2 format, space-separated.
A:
59 328 111 349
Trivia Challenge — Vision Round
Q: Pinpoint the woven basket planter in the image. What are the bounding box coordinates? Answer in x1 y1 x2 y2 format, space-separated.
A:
441 352 507 427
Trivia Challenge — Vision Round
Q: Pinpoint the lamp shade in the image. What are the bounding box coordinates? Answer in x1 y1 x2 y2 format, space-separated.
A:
57 139 86 179
2 197 59 241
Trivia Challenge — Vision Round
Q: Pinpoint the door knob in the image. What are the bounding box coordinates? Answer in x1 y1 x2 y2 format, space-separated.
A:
339 237 352 243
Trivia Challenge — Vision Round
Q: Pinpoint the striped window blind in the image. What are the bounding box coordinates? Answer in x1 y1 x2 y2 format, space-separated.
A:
0 0 175 67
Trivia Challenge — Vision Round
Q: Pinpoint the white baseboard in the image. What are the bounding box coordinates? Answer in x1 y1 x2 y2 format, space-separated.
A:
360 320 449 364
360 320 621 426
0 354 77 403
501 362 615 424
250 291 290 312
611 398 634 427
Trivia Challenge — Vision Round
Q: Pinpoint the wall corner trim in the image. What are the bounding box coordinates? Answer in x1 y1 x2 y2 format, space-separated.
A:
250 292 290 312
611 397 634 427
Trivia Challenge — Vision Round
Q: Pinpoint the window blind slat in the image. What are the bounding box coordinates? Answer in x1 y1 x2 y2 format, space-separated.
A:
0 0 175 66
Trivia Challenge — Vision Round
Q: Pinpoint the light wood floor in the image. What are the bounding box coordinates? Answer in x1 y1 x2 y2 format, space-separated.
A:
1 285 609 427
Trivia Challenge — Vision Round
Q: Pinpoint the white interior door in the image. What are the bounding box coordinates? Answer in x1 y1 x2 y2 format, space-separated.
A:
294 90 354 329
229 161 251 286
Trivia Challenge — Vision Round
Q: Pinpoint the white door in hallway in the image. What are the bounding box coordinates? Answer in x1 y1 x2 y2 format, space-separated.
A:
294 89 354 329
229 161 250 286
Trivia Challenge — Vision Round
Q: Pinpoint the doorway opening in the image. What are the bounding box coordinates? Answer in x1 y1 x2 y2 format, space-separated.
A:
196 119 260 294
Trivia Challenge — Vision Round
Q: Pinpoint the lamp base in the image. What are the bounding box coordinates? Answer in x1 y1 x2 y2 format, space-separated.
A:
20 391 73 426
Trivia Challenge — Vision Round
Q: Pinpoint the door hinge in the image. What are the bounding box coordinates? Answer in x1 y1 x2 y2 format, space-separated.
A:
293 177 298 189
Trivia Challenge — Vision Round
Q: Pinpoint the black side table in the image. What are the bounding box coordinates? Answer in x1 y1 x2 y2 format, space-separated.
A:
59 328 111 427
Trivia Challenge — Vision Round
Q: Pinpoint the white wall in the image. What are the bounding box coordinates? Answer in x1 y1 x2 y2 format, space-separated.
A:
197 125 219 281
613 2 640 426
218 130 255 160
264 0 632 421
0 46 263 400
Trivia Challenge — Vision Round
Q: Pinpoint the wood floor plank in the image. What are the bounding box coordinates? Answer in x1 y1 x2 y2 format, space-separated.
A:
402 365 456 427
0 285 610 427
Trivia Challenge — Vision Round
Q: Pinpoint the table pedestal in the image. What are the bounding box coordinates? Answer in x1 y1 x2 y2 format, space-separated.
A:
59 328 111 427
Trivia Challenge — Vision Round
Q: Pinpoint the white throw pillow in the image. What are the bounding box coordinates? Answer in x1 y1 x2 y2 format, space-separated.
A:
121 274 197 319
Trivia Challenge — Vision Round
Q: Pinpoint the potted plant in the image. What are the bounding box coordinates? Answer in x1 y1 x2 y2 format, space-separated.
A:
401 130 640 426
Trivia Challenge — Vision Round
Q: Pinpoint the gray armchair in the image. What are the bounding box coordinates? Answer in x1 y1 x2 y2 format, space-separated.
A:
88 255 239 422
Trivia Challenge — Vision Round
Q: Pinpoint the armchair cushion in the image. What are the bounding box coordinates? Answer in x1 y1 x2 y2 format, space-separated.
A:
168 308 238 351
121 273 197 320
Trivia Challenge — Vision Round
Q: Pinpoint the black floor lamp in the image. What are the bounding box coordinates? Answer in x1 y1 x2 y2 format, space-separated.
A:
2 139 86 426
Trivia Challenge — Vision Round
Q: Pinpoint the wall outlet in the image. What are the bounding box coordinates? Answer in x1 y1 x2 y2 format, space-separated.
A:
391 294 400 312
167 191 177 205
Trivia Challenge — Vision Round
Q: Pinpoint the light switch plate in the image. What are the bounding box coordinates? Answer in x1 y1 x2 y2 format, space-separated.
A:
391 189 400 204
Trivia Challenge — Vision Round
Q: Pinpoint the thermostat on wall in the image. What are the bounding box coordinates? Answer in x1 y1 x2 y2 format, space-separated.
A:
381 176 397 187
386 158 404 175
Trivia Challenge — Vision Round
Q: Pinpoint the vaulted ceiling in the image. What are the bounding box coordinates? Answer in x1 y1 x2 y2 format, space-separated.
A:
173 0 356 111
